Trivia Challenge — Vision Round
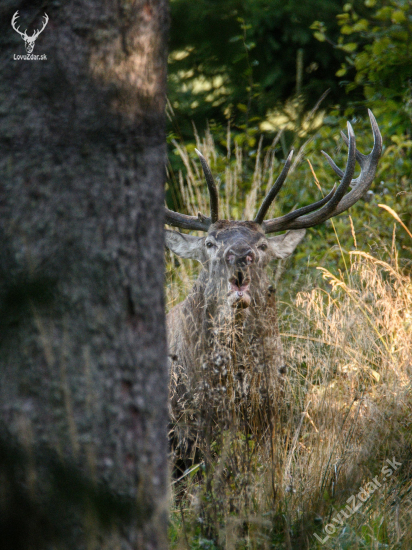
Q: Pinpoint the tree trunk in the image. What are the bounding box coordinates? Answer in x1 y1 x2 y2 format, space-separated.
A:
0 1 169 549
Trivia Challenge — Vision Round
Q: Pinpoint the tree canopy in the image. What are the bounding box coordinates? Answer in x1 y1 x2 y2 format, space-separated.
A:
168 0 347 136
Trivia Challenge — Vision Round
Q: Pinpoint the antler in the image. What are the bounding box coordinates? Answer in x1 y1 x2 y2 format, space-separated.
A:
11 11 49 40
254 149 294 224
31 13 49 40
165 149 219 231
165 110 382 233
260 109 382 233
11 12 28 38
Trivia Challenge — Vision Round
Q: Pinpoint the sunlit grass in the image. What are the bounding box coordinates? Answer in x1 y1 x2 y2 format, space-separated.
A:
166 126 412 549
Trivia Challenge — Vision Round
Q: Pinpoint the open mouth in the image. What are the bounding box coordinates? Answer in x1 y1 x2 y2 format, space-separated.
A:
227 271 251 309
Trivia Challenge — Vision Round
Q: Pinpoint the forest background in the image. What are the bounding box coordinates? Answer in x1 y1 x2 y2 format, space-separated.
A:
165 0 412 548
1 0 409 548
166 0 411 294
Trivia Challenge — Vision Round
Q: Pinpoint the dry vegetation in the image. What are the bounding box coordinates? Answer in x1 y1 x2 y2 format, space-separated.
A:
166 131 412 549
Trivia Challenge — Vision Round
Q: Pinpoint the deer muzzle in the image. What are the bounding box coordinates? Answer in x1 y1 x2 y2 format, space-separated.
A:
223 246 256 308
227 271 251 309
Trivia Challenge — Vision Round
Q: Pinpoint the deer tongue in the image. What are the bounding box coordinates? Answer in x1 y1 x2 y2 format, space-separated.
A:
227 275 251 308
229 280 250 293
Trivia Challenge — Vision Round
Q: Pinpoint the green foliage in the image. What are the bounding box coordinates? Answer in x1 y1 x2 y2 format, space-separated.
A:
167 2 412 546
310 0 412 278
168 0 346 139
313 0 412 132
168 1 412 268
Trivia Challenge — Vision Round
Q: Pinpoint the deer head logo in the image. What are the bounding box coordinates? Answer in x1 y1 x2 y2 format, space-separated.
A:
11 11 49 54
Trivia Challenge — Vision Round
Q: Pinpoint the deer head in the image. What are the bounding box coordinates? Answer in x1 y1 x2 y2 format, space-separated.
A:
165 111 382 313
12 11 49 54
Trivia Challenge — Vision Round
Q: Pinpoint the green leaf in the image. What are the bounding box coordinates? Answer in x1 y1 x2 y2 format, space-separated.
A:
310 21 323 30
372 37 390 56
341 24 354 35
341 42 358 52
313 31 326 42
376 7 393 20
352 18 369 32
354 52 369 70
392 10 406 24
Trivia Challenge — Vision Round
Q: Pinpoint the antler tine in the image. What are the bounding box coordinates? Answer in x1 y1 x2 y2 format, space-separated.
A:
262 122 356 233
254 149 294 224
164 148 219 231
195 149 219 223
340 121 371 165
340 130 368 165
262 111 382 233
321 151 344 178
11 11 27 38
325 109 382 211
340 109 382 188
32 13 49 39
304 121 357 214
321 110 380 184
260 185 336 232
164 207 211 231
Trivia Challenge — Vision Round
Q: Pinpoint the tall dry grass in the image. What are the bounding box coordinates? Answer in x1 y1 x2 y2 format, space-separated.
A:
166 131 412 549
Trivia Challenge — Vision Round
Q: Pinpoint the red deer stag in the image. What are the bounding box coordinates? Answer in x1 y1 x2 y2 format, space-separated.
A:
165 111 382 454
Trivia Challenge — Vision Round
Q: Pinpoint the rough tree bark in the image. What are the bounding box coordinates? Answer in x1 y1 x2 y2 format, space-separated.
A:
0 1 169 549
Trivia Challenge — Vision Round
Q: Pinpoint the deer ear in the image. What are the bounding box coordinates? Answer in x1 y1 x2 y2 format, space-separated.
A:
267 229 306 259
165 230 206 263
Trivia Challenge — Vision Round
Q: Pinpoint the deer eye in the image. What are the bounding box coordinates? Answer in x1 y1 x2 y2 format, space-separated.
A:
206 241 215 248
259 243 268 251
